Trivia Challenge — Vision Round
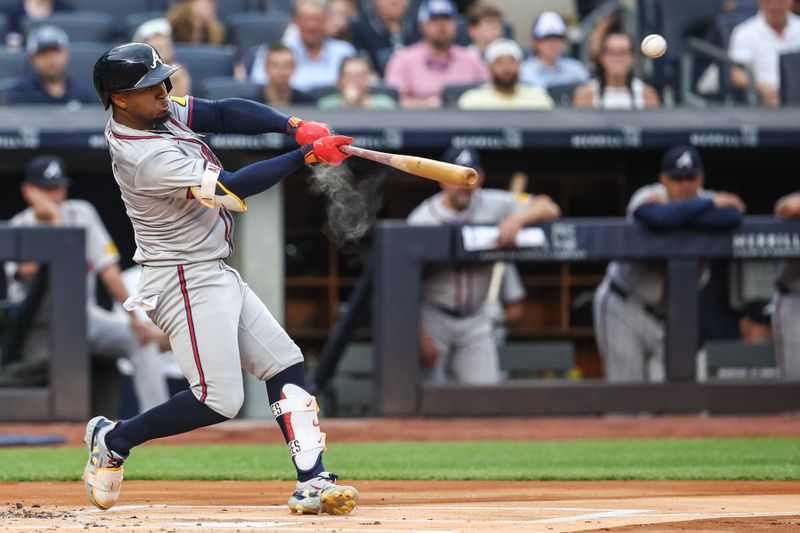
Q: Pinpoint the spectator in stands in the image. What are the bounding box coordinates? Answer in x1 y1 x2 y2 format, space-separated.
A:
728 0 800 107
408 147 560 384
458 38 554 109
4 156 169 412
318 56 398 109
167 0 225 46
7 25 95 106
327 0 357 41
385 0 488 108
2 0 74 40
520 11 590 89
465 3 505 56
250 0 356 92
593 145 746 383
133 18 192 98
259 42 315 107
772 191 800 379
573 31 660 109
350 0 419 77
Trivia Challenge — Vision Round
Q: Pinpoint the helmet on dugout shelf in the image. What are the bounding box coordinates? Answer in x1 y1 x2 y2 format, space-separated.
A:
92 42 180 109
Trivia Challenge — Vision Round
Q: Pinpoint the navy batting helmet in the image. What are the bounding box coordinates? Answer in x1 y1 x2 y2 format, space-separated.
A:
92 42 180 109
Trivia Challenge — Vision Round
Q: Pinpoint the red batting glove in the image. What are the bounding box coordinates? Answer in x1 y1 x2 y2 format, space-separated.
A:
286 116 332 145
302 135 353 165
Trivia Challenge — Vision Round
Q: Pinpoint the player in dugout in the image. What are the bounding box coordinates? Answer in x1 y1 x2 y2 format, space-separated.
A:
82 42 358 516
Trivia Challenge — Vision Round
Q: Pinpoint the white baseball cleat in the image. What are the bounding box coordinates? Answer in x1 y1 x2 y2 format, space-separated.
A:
287 471 359 515
82 416 126 510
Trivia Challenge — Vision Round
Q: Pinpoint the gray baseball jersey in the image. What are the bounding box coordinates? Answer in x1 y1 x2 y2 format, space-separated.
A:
773 192 800 379
606 183 714 309
407 188 532 314
4 200 119 305
106 96 232 267
107 95 302 417
407 188 531 384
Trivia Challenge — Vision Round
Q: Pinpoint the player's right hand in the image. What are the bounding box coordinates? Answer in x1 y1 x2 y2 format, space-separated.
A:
302 135 353 165
287 116 332 145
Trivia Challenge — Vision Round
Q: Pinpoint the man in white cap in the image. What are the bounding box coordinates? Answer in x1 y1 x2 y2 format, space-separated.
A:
458 38 554 109
519 11 589 90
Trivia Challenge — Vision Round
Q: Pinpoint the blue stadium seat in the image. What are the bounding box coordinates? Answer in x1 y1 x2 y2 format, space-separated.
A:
198 76 262 100
0 13 8 41
266 0 292 13
0 77 19 106
548 82 581 107
780 51 800 106
442 82 481 107
217 0 265 21
22 12 116 43
227 11 290 52
66 42 113 86
0 49 27 83
174 44 236 86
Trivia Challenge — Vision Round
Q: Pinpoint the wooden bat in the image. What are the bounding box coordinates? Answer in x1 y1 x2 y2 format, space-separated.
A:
341 145 478 188
483 171 529 312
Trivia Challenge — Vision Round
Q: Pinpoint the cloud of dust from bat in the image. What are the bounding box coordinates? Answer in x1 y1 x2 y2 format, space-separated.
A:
308 163 385 244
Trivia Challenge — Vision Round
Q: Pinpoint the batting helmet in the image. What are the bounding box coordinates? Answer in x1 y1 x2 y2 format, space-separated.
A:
92 42 180 110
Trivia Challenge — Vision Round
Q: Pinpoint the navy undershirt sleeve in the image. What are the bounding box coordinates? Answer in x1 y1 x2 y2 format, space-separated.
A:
633 197 714 229
217 149 304 199
189 97 291 135
690 206 743 229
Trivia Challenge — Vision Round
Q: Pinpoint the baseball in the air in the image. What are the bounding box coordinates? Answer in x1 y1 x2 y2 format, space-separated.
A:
641 34 667 59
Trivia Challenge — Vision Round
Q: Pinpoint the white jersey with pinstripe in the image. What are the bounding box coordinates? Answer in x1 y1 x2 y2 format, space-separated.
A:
105 95 303 418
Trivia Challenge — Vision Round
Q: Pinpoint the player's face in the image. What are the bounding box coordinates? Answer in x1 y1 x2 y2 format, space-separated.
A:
23 183 67 206
659 173 703 201
122 82 171 125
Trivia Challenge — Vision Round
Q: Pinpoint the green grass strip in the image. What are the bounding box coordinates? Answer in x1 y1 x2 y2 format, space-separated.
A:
1 438 798 482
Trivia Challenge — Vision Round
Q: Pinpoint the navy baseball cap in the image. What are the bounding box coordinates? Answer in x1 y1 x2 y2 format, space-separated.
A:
661 145 703 178
418 0 457 23
443 146 482 171
27 25 69 55
25 156 71 187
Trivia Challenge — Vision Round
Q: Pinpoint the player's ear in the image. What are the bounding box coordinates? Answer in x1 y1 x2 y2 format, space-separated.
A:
111 92 127 110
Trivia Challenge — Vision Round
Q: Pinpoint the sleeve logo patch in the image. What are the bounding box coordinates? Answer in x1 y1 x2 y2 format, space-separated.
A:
516 193 531 203
105 243 119 256
169 96 187 107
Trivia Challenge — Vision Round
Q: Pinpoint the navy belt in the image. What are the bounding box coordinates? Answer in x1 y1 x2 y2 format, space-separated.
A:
608 281 665 321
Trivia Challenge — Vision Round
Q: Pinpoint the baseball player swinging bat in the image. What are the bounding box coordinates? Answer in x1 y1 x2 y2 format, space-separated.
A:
341 145 478 188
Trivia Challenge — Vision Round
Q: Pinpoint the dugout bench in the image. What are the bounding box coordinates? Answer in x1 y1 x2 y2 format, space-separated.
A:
371 217 800 416
0 226 87 421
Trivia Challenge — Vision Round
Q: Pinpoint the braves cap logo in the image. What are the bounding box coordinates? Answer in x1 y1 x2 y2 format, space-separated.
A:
43 160 63 180
150 48 161 69
676 150 693 169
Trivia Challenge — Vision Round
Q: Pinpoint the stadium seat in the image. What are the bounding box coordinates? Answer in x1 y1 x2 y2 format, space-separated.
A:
0 78 18 106
123 12 169 41
704 340 776 379
21 12 116 43
174 44 236 86
198 76 262 100
226 12 290 52
498 341 575 379
66 42 112 87
0 49 28 84
0 13 8 41
442 82 481 107
779 51 800 106
266 0 292 13
548 82 581 106
217 0 265 21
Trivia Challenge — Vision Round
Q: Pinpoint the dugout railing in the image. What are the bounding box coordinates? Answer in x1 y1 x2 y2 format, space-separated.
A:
371 217 800 416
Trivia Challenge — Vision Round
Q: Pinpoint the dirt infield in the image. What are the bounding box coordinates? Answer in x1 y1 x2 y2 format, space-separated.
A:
2 415 799 532
1 480 799 532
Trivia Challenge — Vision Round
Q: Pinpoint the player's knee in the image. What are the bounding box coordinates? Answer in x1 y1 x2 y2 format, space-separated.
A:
212 387 245 419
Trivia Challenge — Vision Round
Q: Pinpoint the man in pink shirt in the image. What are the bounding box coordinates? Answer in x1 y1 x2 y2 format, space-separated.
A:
385 0 489 108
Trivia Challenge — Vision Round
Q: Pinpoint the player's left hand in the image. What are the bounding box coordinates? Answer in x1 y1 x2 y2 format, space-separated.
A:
303 135 353 165
496 217 523 247
287 116 332 145
130 314 161 345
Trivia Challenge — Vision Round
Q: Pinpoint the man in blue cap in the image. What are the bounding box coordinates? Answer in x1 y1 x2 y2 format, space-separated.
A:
593 145 746 383
407 147 560 384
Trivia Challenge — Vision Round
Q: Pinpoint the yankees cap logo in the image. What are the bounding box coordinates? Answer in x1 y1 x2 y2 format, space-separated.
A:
454 149 473 167
676 150 694 169
43 160 63 180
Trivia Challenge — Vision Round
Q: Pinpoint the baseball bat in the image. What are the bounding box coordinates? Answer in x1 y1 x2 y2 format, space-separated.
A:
341 145 478 188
